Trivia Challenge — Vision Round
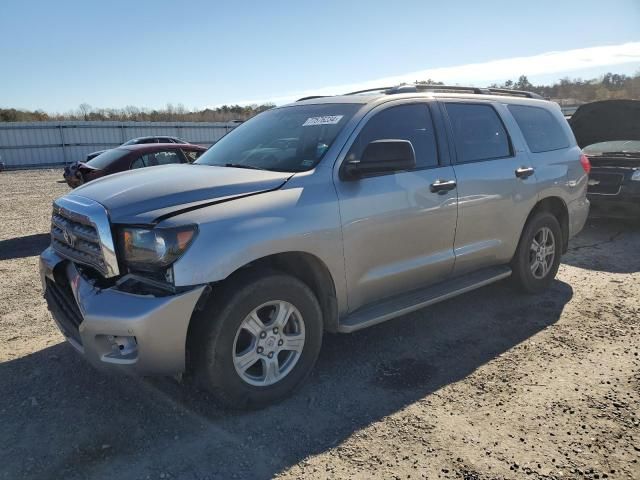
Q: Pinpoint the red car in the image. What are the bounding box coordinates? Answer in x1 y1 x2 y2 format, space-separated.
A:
63 143 207 188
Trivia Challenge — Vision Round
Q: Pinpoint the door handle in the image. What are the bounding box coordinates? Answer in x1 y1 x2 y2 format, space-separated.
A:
515 166 535 179
430 179 457 194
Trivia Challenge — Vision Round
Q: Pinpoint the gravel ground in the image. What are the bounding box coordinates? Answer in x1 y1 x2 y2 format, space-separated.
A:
0 169 638 480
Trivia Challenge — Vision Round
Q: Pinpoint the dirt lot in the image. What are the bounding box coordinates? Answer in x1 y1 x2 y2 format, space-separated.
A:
0 169 638 480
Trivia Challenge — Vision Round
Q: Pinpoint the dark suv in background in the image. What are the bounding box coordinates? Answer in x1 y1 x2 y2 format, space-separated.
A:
570 100 640 219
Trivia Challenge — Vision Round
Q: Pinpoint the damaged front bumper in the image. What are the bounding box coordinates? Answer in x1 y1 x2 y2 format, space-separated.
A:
39 246 206 375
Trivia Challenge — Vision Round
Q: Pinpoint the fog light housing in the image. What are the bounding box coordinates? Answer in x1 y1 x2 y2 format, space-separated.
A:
101 335 138 363
631 170 640 181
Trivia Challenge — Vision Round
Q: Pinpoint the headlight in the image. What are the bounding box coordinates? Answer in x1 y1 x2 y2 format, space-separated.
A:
631 169 640 181
119 225 197 271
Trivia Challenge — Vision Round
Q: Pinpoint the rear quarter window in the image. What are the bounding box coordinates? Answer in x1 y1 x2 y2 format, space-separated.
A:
508 105 569 153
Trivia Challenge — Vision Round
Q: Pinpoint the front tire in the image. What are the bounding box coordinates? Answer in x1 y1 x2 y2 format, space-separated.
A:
191 270 323 409
511 212 562 293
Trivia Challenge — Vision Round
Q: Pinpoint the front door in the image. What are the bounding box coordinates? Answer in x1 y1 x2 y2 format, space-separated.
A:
334 102 459 312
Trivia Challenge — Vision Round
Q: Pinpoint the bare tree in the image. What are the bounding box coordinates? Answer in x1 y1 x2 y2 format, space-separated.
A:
78 103 92 121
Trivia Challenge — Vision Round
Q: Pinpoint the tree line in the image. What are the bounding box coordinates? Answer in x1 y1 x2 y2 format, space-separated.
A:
487 72 640 104
0 102 275 123
1 71 638 123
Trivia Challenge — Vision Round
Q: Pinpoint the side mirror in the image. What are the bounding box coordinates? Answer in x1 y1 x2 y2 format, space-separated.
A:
342 139 416 180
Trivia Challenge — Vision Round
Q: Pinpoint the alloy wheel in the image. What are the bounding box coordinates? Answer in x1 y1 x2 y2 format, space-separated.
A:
232 300 306 387
529 226 556 280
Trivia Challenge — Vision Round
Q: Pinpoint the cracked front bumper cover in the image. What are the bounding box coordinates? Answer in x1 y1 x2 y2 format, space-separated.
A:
40 246 206 375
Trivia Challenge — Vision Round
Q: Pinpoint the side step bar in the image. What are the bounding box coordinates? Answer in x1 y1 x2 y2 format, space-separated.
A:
338 265 512 333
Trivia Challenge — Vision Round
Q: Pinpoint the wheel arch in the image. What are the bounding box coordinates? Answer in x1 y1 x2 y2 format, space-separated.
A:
193 251 339 333
523 196 570 253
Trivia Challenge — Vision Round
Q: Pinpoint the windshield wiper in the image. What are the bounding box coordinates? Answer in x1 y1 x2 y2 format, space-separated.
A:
224 163 266 171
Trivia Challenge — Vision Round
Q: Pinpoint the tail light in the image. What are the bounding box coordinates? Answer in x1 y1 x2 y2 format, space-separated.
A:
579 153 591 174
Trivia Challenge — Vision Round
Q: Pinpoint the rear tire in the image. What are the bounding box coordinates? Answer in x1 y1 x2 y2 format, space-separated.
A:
511 212 562 293
191 270 323 409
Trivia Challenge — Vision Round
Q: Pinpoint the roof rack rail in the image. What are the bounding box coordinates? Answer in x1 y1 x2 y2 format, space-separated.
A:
341 83 543 100
485 88 544 99
413 84 544 99
298 84 544 102
414 84 490 95
343 87 394 95
296 95 330 102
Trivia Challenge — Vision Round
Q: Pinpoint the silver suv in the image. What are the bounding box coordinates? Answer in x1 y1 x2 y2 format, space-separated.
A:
40 85 590 408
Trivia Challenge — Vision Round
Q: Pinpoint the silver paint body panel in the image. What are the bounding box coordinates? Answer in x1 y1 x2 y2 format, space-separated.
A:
42 92 589 374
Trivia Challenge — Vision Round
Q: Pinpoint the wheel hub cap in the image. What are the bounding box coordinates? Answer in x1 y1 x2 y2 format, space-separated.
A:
232 300 306 387
529 226 556 280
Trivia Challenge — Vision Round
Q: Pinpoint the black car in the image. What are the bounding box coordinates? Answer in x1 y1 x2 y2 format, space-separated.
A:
85 136 190 161
570 100 640 219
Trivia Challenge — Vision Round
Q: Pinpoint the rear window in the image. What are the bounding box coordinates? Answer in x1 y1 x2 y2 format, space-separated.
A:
85 148 129 169
445 103 511 163
508 105 569 153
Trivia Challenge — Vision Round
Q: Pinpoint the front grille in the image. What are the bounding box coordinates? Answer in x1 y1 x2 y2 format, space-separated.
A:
45 277 83 344
588 171 624 195
51 206 106 274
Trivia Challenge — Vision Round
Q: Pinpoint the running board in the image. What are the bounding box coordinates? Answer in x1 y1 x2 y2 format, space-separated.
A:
338 265 512 333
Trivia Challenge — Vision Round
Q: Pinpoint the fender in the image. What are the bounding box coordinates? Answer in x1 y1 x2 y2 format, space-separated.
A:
165 173 349 316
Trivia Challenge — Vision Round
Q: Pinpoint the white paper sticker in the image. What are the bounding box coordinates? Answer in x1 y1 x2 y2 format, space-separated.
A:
302 115 343 126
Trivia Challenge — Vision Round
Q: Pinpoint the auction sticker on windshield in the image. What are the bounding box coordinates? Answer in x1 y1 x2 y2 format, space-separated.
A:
302 115 343 126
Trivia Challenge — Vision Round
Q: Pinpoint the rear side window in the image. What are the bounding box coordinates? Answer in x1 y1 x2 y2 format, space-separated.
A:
348 104 439 168
508 105 569 153
445 103 511 163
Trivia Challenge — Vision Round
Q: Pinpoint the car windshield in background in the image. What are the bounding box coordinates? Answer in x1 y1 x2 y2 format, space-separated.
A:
85 148 128 169
195 104 361 172
583 140 640 155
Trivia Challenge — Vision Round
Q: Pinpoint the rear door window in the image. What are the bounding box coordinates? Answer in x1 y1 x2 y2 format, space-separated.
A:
508 104 569 153
348 103 439 169
444 103 511 163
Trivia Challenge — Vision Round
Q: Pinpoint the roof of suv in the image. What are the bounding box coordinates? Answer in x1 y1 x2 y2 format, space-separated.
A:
293 92 552 107
290 85 552 109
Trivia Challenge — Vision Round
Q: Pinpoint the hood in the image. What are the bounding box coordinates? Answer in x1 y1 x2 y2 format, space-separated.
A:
71 164 291 224
569 100 640 149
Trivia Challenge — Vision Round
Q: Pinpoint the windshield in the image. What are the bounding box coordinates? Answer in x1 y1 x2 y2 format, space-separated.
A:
583 140 640 155
85 148 129 169
195 104 361 172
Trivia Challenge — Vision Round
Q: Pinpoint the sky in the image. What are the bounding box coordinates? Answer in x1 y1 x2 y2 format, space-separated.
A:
1 0 639 112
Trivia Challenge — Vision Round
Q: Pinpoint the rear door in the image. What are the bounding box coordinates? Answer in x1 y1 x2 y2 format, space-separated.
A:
441 100 538 274
335 100 459 312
